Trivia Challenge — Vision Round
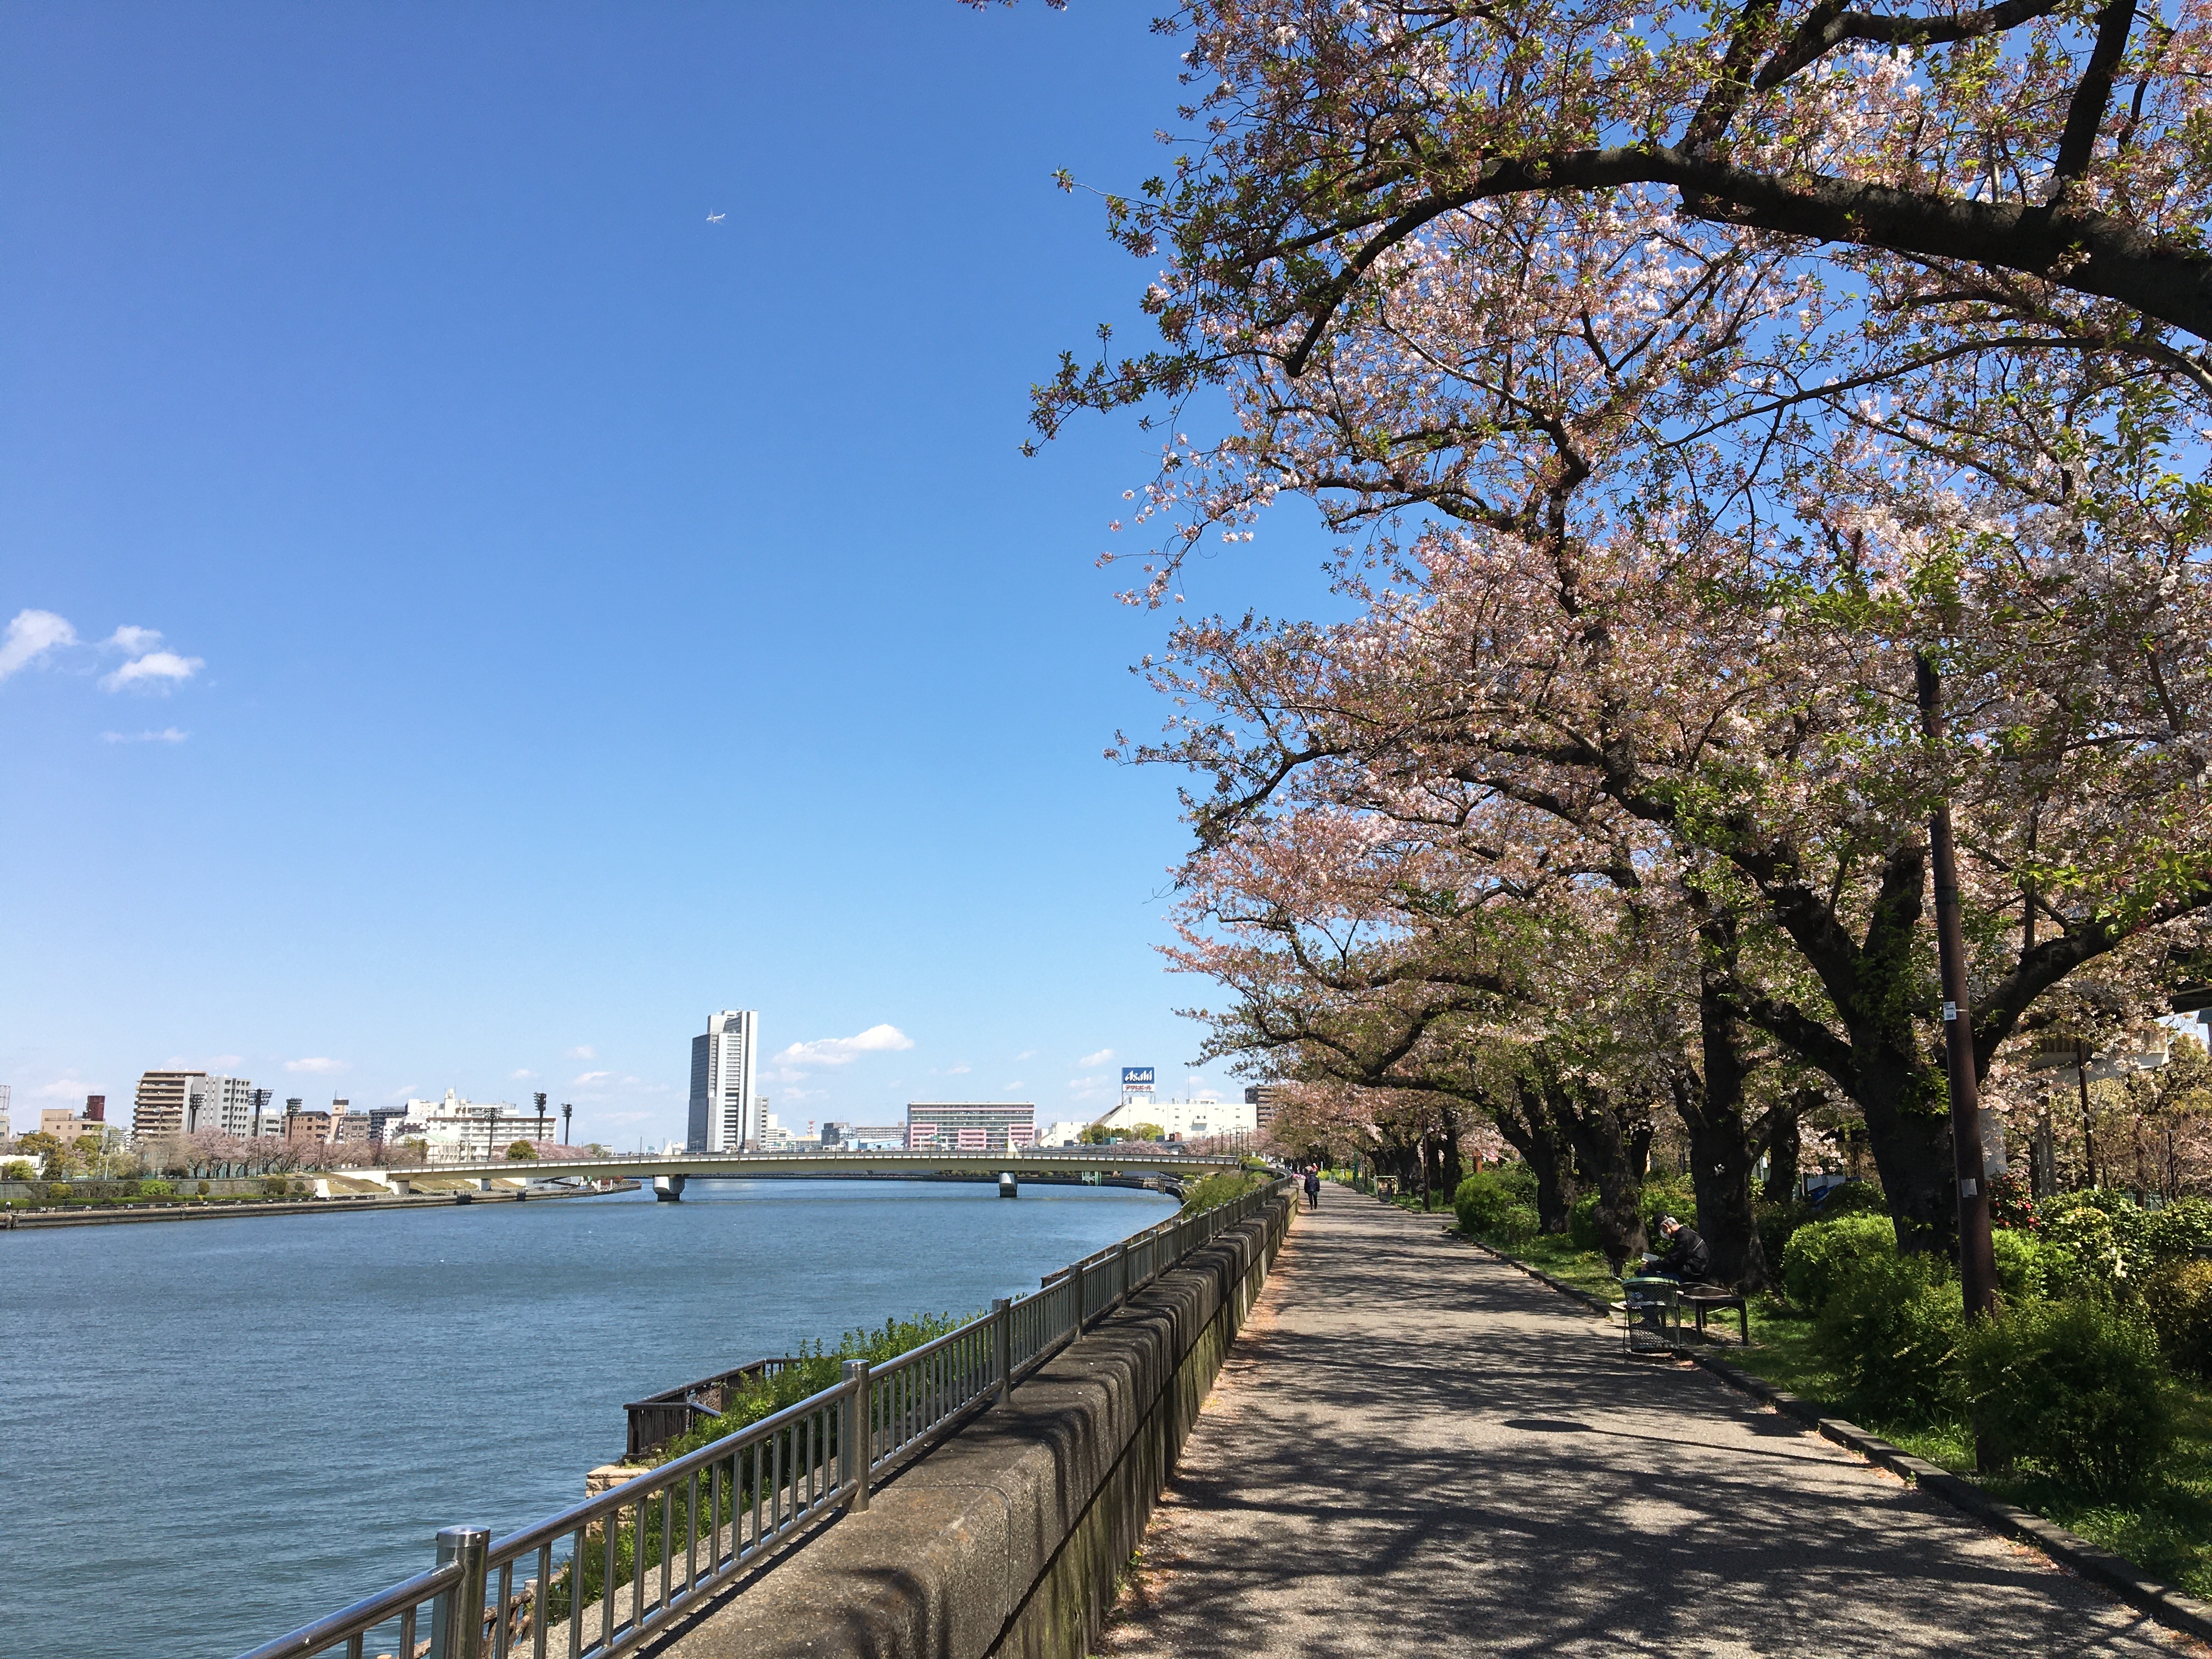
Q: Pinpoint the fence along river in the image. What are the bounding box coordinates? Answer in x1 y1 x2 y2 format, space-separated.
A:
235 1180 1289 1659
0 1177 1182 1659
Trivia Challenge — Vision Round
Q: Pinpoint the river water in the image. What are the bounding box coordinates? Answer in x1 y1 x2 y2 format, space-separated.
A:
0 1178 1177 1659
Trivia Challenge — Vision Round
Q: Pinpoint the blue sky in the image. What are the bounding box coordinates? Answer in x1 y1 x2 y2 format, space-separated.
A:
0 2 1336 1146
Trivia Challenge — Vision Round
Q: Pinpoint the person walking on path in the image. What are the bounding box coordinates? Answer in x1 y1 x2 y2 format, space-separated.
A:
1301 1167 1320 1211
1098 1193 2187 1657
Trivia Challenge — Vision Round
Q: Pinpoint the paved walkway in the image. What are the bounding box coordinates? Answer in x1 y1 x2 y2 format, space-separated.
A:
1101 1193 2197 1657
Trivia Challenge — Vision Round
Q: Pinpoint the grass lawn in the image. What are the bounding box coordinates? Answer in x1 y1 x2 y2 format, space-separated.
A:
1415 1199 2212 1600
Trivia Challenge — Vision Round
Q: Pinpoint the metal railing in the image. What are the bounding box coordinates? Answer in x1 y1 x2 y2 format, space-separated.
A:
235 1176 1294 1659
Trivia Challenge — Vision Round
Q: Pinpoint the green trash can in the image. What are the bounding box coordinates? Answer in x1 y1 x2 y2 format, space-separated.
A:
1622 1276 1680 1354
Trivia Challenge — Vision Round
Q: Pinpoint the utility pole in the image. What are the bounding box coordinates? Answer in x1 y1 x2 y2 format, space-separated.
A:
534 1092 548 1146
1916 653 2000 1324
2076 1040 2099 1189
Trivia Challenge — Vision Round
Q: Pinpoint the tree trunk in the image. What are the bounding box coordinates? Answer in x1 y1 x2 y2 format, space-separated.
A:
1437 1104 1466 1197
1537 1072 1651 1273
1761 1091 1805 1205
1492 1087 1575 1233
1854 1042 1961 1254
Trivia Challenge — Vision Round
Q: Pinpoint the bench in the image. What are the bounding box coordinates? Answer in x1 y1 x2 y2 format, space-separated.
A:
1681 1286 1749 1345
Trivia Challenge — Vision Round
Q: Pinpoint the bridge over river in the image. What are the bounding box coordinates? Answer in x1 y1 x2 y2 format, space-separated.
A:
333 1146 1249 1200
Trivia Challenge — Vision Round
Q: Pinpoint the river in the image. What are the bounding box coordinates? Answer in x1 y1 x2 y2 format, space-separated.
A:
0 1177 1177 1659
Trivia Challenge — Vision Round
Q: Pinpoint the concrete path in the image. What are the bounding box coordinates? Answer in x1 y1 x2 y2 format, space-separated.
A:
1100 1193 2197 1658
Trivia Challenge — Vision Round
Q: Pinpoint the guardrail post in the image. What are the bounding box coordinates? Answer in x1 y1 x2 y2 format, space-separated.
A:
1117 1239 1131 1308
1073 1257 1087 1329
842 1360 872 1513
429 1526 488 1659
991 1297 1012 1404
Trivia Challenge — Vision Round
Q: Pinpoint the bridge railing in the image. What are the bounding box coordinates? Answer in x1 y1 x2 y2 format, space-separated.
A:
234 1176 1295 1659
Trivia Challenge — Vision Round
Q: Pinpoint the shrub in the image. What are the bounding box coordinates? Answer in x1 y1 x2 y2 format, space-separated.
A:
2148 1197 2212 1265
1991 1228 2056 1303
1987 1170 2040 1231
1962 1297 2171 1498
1810 1253 1965 1425
263 1177 289 1197
1481 1161 1539 1203
1491 1204 1541 1245
141 1179 173 1199
506 1139 539 1161
2039 1198 2155 1299
2 1159 32 1182
1756 1198 1819 1273
1808 1181 1889 1220
1640 1177 1697 1238
1567 1190 1603 1252
119 1178 142 1199
46 1182 71 1203
2142 1260 2212 1380
1453 1171 1523 1238
196 1180 211 1197
1782 1214 1897 1311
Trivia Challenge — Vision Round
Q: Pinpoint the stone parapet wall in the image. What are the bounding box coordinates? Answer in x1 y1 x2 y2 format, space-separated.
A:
646 1192 1295 1659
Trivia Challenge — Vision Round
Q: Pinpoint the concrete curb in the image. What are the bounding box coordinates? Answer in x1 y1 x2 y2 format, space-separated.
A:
1456 1229 2212 1649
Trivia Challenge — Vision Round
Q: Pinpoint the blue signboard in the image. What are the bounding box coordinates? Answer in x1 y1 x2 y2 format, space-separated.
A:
1121 1066 1155 1091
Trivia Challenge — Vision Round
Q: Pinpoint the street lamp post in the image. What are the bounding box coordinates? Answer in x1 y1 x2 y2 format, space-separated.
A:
561 1103 572 1145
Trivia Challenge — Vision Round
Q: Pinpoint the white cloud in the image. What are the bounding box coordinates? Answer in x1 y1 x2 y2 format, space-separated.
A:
103 650 204 692
0 610 78 679
207 1054 243 1069
510 1069 538 1080
774 1024 915 1069
940 1064 972 1076
563 1045 596 1061
1079 1048 1115 1067
1005 1080 1026 1090
32 1074 95 1101
573 1070 613 1086
387 1085 419 1101
104 625 162 654
1014 1050 1036 1061
284 1057 348 1075
101 727 188 743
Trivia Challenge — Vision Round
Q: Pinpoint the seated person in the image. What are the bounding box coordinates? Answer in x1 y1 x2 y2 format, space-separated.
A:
1640 1216 1712 1284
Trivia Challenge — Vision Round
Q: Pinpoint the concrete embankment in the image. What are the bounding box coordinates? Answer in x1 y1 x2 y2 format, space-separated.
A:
639 1187 1295 1659
0 1181 638 1229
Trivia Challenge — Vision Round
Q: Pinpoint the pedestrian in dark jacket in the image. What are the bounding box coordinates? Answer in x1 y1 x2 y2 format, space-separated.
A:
1303 1169 1321 1211
1646 1216 1712 1283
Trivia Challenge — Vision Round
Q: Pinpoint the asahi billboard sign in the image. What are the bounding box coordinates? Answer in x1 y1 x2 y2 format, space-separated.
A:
1120 1066 1155 1095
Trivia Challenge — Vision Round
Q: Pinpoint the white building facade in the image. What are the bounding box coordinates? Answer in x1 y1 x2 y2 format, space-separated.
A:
1090 1097 1257 1141
689 1009 761 1153
383 1091 554 1163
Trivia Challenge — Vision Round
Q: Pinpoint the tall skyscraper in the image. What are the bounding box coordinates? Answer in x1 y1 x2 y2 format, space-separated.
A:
688 1010 760 1153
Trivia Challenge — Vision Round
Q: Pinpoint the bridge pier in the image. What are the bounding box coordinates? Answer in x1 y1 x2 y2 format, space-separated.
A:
653 1174 687 1203
998 1171 1018 1199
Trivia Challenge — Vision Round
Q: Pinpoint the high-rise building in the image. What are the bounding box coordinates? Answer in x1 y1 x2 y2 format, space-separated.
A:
906 1102 1036 1153
195 1076 260 1137
134 1071 207 1141
0 1082 10 1143
688 1010 761 1153
1244 1085 1289 1132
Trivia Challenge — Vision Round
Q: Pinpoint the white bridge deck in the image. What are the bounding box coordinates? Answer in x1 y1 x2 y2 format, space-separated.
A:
332 1146 1246 1197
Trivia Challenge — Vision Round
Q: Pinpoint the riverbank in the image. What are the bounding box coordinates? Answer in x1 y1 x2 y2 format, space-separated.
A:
0 1179 639 1229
